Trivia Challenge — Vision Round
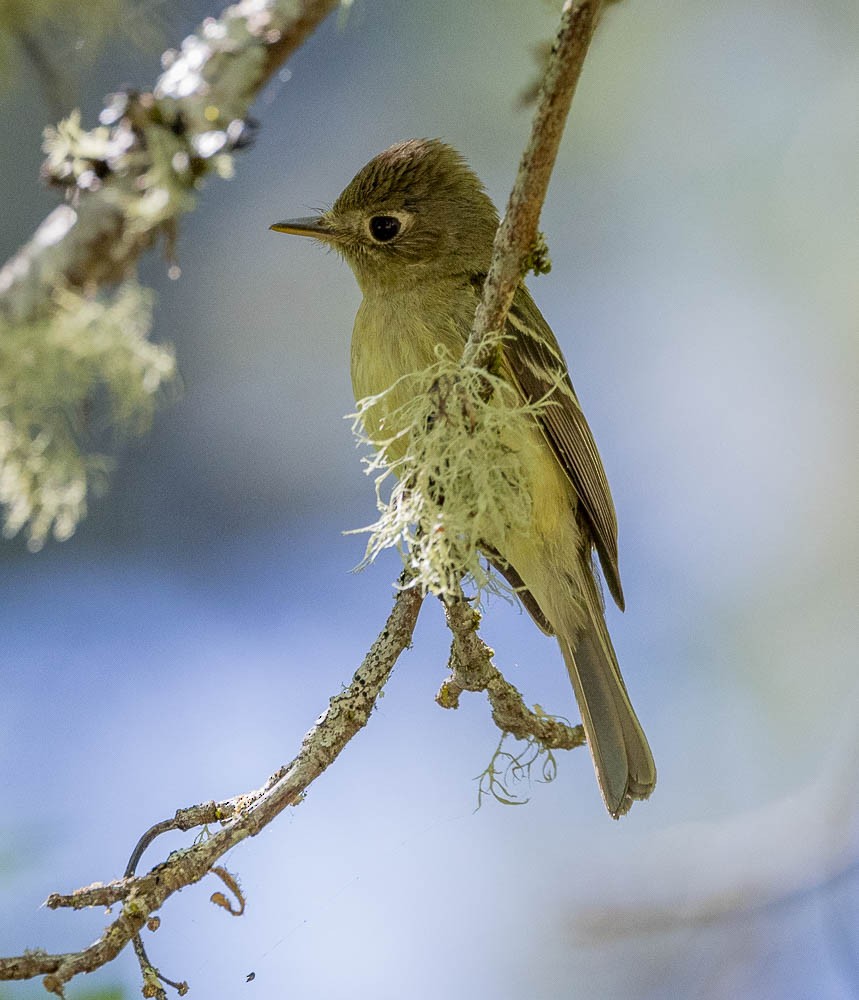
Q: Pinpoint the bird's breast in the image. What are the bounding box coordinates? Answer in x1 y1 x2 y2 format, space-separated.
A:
352 297 440 399
350 287 469 450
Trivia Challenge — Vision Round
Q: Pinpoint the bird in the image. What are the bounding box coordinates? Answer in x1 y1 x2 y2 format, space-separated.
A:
271 138 656 818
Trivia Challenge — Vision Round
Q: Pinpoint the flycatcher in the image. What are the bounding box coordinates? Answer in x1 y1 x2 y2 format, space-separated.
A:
271 138 656 818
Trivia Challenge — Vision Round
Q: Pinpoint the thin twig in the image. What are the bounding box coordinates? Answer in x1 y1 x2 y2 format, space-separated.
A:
439 597 584 750
441 0 604 741
463 0 604 371
0 583 423 992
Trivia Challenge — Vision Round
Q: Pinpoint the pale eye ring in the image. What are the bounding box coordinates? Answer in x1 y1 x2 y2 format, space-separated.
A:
368 215 402 242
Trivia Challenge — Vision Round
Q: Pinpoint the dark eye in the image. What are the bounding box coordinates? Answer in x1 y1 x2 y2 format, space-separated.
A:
369 215 401 242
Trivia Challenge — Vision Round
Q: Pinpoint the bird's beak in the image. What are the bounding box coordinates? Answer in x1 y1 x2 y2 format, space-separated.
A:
269 216 334 240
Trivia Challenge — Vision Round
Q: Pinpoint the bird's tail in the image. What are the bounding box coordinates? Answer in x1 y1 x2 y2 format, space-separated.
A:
559 577 656 818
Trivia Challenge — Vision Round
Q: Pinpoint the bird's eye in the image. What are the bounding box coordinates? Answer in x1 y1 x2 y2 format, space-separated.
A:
368 215 402 242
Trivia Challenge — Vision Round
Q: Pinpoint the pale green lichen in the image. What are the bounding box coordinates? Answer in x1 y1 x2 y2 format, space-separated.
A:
43 108 202 232
0 281 175 550
475 730 560 809
350 341 549 601
526 231 552 276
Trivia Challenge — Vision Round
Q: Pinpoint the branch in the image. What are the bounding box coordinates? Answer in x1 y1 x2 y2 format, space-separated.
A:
0 583 423 995
439 597 584 751
436 0 604 737
463 0 604 370
0 0 339 325
360 0 607 600
0 0 340 550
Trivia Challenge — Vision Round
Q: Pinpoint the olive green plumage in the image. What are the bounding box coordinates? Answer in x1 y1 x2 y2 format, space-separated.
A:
272 138 656 818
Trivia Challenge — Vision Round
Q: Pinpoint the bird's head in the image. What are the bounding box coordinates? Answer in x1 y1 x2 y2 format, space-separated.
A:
271 139 499 292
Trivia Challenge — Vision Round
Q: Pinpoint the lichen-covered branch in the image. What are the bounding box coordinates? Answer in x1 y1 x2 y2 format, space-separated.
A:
0 0 338 549
464 0 604 371
351 1 606 599
352 363 549 602
0 0 338 324
352 0 602 757
439 596 584 751
0 583 424 995
424 0 604 752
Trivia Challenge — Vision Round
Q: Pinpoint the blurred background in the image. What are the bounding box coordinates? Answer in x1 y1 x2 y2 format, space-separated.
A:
1 1 857 997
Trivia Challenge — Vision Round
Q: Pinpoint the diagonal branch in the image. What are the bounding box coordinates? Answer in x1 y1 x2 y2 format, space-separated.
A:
0 0 339 325
442 0 605 731
464 0 604 371
0 583 423 994
0 0 340 551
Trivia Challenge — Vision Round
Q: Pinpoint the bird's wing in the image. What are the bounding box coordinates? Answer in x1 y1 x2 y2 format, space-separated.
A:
498 282 624 610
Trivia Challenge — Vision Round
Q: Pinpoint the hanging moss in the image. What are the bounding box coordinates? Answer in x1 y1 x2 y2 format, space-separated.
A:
0 280 175 549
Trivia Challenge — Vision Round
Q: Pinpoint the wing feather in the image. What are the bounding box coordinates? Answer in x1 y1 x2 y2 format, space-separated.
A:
501 283 625 610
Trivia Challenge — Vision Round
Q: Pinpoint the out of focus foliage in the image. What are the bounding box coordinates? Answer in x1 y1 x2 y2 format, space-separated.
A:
0 282 174 550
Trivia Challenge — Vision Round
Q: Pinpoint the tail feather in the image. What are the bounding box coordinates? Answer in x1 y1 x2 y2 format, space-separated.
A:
560 578 656 818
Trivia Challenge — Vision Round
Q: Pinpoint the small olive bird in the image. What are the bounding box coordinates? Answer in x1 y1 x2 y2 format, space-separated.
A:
271 139 656 817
